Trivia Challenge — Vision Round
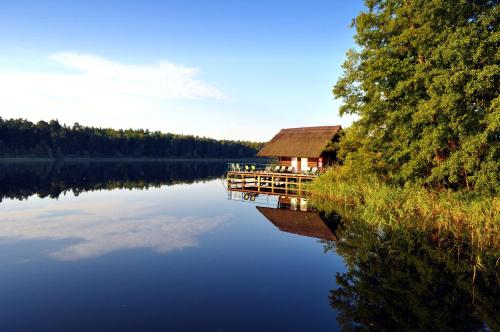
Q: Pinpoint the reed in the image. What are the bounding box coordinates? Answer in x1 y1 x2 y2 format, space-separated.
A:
308 166 499 253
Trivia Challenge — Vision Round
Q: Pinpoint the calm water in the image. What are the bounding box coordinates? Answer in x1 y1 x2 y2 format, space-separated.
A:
0 162 497 331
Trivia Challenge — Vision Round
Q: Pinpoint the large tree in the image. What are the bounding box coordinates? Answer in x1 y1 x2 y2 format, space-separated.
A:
334 0 499 193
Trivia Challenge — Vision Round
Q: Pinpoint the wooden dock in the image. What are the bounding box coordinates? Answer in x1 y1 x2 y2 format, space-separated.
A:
226 170 317 197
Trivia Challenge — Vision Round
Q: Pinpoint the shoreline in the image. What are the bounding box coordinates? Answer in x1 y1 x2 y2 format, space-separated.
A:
0 157 263 163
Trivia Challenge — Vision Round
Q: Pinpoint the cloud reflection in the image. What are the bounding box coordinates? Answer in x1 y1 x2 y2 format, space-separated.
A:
0 200 230 261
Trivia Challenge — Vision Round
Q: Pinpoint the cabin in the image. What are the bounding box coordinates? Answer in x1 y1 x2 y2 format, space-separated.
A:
225 125 341 194
257 125 341 173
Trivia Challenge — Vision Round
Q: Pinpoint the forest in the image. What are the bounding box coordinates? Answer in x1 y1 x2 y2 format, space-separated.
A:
0 118 263 159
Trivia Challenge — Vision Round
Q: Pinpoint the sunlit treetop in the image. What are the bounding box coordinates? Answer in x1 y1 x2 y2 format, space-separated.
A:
334 0 499 193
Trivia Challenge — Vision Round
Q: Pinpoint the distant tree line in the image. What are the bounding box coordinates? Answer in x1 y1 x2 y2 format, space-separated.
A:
0 118 264 158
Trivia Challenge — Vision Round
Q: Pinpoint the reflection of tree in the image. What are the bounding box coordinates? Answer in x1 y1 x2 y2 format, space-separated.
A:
324 221 499 332
0 161 226 201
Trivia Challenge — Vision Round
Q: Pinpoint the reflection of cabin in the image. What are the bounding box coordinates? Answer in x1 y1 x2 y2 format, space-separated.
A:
256 206 338 241
257 126 342 173
277 195 308 211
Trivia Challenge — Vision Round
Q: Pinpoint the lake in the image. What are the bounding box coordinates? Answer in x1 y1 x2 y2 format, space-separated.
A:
0 161 497 331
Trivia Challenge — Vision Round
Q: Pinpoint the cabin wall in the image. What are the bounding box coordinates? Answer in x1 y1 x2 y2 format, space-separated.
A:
278 157 291 166
307 158 319 168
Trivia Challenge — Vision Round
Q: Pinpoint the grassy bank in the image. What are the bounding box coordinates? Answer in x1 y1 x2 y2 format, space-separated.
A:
308 167 499 254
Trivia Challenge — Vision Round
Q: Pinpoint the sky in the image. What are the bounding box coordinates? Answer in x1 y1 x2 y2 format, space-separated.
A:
0 0 364 141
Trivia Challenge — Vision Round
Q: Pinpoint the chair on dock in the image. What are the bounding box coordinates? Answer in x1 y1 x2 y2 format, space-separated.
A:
235 163 241 172
244 165 250 172
251 165 256 172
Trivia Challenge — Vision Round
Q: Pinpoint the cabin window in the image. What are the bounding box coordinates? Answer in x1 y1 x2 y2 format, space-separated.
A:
300 158 308 171
291 157 298 172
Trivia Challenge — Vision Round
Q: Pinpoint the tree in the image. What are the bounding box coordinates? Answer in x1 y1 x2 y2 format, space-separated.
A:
334 0 499 193
0 118 264 159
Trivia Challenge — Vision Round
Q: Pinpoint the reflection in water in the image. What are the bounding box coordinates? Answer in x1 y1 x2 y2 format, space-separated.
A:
230 187 499 331
323 221 500 332
257 207 339 241
256 197 340 241
0 213 227 260
0 160 226 201
0 161 230 261
0 204 229 261
229 189 341 241
0 163 497 331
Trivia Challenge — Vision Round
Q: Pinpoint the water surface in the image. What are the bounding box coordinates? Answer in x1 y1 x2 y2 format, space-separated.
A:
0 162 497 331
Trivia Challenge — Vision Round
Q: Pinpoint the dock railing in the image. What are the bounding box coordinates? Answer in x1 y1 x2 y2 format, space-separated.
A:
226 162 320 176
227 162 271 173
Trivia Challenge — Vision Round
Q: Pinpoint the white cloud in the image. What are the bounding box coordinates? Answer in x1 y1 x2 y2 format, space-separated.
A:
0 52 226 127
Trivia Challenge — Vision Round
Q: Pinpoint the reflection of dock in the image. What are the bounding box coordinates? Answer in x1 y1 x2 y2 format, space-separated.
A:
256 206 338 241
226 180 340 241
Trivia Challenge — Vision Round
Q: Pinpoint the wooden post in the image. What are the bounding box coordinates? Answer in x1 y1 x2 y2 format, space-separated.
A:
285 175 288 194
271 174 274 194
257 175 260 191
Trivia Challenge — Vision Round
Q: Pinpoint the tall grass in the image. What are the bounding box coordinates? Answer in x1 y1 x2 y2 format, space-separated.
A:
308 166 499 253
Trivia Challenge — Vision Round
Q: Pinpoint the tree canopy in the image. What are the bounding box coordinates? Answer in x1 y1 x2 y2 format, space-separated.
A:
0 118 263 159
334 0 499 193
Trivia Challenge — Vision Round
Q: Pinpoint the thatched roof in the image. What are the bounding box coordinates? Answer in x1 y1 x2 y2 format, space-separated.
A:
257 126 341 158
256 206 337 241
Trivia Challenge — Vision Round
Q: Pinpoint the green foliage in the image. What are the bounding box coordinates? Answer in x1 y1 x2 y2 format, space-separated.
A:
0 118 264 159
334 0 499 193
309 167 499 252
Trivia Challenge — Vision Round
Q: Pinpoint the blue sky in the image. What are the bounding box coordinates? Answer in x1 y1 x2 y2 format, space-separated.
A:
0 0 364 141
